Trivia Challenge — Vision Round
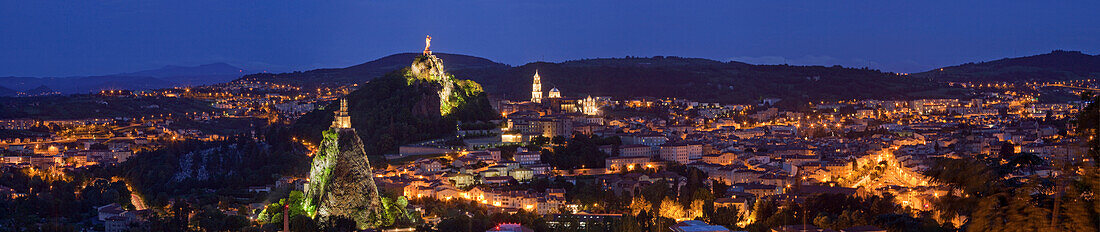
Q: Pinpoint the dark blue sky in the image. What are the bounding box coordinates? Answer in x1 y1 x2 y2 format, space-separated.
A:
2 0 1098 77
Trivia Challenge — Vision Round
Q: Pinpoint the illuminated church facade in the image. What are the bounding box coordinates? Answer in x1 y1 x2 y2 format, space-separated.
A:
498 71 608 142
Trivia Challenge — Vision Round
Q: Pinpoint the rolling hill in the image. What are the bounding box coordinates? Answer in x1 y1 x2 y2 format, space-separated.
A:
291 53 498 157
118 62 245 86
453 56 963 105
0 86 17 97
235 53 508 87
239 54 966 105
914 50 1100 82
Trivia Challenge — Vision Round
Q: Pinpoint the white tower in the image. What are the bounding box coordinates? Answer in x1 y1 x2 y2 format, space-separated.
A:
531 70 543 103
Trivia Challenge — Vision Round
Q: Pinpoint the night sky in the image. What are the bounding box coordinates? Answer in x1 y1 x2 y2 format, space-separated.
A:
2 0 1098 77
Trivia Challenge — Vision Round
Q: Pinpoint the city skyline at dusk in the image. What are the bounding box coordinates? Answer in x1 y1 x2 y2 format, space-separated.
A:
3 2 1100 232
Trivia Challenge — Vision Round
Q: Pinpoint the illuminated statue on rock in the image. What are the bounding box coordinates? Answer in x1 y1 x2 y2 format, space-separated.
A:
424 35 432 55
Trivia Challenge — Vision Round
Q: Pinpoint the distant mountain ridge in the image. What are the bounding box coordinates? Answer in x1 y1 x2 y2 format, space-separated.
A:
0 86 16 97
120 62 244 86
121 62 242 78
239 53 965 104
915 50 1100 82
24 85 56 96
15 50 1095 101
0 63 245 95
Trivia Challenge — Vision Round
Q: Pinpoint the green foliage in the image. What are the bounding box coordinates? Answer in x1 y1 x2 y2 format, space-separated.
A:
456 79 483 96
375 196 418 228
303 129 339 217
258 191 309 225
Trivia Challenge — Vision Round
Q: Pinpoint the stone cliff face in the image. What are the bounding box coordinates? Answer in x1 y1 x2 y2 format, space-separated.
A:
408 54 482 117
170 144 249 183
304 128 383 229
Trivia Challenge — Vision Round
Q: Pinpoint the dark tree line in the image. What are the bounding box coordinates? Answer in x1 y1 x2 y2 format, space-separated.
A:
540 133 621 170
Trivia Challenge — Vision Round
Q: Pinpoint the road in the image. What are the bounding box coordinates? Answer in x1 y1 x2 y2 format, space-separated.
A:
1046 83 1100 91
845 147 935 211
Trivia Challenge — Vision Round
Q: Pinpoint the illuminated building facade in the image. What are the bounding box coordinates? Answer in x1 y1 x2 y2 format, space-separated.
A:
581 95 598 116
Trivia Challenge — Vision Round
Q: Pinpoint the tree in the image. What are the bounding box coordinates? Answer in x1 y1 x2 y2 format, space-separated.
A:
531 136 550 146
659 197 686 220
749 198 777 225
687 199 706 220
711 181 730 198
616 214 644 232
650 217 676 232
967 193 1008 232
629 196 652 215
1005 153 1043 175
1005 183 1049 232
999 141 1015 159
710 206 741 228
258 191 308 225
541 133 617 170
551 136 567 145
1058 186 1097 232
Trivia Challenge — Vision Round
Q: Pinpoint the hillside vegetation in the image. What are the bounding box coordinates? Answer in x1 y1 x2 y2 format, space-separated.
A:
240 54 967 105
457 56 963 104
915 50 1100 82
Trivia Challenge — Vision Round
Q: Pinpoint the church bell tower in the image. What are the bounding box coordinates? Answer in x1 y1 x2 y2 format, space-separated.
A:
531 70 543 103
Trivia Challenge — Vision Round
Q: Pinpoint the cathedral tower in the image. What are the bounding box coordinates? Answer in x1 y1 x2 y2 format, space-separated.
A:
531 70 543 103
